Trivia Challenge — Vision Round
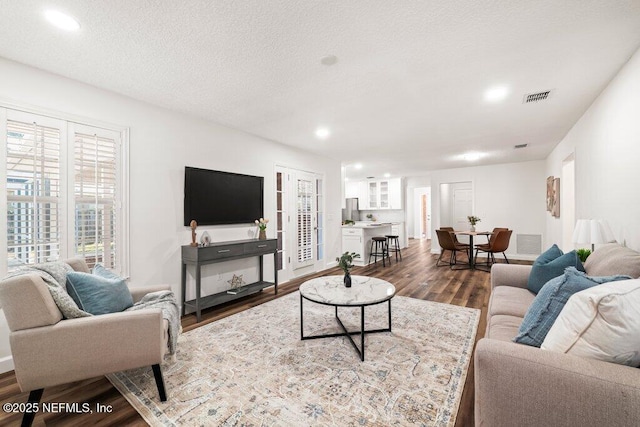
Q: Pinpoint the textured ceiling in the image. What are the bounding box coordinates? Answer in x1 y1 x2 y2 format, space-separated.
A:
1 0 640 180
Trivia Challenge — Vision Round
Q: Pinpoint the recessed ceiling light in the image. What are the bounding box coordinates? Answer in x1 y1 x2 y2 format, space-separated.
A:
484 85 510 103
320 55 338 66
315 127 330 139
384 173 391 178
463 152 482 162
44 10 80 31
354 163 363 170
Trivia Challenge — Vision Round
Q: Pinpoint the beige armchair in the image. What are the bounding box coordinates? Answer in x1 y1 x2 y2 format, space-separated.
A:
0 258 170 427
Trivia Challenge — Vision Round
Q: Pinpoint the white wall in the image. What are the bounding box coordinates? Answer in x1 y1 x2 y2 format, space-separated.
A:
428 160 546 258
0 58 342 371
545 46 640 251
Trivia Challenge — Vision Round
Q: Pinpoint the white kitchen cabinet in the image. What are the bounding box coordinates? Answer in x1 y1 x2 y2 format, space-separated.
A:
345 181 368 208
364 178 402 210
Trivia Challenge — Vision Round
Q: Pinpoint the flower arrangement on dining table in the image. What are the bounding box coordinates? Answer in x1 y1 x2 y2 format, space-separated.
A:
467 215 481 231
467 216 481 226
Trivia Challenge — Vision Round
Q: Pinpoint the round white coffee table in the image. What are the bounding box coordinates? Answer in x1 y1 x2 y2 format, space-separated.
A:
299 275 396 361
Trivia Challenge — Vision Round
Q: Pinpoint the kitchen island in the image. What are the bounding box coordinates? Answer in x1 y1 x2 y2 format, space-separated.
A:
341 222 393 266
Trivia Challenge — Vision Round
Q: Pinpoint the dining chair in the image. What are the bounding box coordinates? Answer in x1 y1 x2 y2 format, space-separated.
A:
435 229 470 269
440 226 464 245
476 227 509 249
475 229 513 266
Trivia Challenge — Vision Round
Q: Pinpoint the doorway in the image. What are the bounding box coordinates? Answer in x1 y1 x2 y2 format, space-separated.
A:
440 181 473 243
275 166 324 283
413 187 431 239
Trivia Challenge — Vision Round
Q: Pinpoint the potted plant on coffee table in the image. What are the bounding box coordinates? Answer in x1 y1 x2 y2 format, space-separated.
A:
336 251 360 288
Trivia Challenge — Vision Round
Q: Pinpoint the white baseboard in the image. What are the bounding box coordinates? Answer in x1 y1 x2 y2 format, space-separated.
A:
0 355 14 374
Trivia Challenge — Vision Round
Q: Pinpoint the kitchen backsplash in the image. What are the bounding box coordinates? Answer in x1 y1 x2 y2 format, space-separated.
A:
359 210 406 222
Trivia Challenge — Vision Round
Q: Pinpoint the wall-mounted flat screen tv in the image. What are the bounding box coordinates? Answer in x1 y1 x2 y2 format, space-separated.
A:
184 166 264 226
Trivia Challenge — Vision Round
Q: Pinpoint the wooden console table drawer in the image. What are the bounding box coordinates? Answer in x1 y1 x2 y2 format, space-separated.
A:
244 240 277 254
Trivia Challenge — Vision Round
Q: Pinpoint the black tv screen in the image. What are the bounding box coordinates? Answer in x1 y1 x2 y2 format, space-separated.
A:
184 167 264 226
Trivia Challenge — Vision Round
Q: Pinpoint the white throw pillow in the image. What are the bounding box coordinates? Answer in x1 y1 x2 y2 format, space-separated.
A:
541 278 640 367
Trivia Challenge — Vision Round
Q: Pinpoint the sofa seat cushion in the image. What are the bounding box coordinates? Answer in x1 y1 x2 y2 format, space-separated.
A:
486 314 523 342
489 286 536 318
585 243 640 278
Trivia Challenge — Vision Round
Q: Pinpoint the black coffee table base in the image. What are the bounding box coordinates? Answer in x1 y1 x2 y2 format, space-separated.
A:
300 295 392 361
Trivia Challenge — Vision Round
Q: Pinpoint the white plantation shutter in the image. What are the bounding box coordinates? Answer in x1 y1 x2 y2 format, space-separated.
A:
296 177 314 266
73 128 119 269
6 118 62 265
2 108 128 276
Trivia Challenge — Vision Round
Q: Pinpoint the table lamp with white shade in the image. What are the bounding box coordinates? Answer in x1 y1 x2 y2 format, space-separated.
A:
572 219 616 251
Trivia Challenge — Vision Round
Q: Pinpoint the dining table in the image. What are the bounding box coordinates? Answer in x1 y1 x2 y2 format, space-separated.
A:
454 230 492 270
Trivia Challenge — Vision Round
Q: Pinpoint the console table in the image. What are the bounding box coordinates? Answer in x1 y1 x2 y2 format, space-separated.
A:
181 238 278 322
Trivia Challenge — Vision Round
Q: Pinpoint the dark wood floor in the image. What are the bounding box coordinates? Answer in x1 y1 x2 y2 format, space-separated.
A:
0 238 521 426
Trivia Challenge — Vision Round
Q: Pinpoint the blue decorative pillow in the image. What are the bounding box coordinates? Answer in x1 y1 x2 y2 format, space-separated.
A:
527 244 585 294
514 267 631 347
93 263 122 281
66 271 133 315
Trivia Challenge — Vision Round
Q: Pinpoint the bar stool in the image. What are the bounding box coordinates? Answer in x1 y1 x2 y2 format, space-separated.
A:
368 236 390 267
385 235 402 262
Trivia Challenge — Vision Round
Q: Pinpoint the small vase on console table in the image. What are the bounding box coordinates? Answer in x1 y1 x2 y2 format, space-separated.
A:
259 229 267 240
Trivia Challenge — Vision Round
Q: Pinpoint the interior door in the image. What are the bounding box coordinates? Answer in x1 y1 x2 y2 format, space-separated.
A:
453 188 473 231
293 171 316 271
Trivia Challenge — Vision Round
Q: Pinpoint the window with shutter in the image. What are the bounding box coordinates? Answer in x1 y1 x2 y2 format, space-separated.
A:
6 119 62 266
73 130 119 269
2 108 128 276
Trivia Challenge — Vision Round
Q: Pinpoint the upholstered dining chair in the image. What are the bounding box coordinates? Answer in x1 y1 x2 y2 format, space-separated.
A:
440 226 464 245
436 229 470 269
0 258 170 427
475 229 513 266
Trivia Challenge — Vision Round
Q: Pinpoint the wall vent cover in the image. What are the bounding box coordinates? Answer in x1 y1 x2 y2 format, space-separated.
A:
516 234 542 255
523 90 552 104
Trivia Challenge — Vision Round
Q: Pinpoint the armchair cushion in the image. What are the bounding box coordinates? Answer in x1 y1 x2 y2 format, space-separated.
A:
66 271 134 315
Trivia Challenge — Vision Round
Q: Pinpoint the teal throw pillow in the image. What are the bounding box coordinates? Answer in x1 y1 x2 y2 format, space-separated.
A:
66 271 133 315
527 244 585 294
514 267 631 347
93 263 122 280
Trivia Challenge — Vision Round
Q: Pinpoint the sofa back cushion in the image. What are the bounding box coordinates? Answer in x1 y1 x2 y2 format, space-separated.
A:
515 268 630 347
542 278 640 367
527 244 584 294
584 243 640 278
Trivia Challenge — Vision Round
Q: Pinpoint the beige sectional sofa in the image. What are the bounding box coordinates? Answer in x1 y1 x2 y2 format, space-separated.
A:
475 244 640 427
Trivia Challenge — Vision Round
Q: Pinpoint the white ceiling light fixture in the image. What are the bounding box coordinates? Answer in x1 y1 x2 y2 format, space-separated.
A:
354 163 363 170
315 127 330 139
384 173 391 178
320 55 338 66
484 85 510 103
463 152 482 162
44 10 80 31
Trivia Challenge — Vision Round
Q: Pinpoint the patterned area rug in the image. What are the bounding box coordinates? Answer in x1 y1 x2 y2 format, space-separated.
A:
107 292 479 426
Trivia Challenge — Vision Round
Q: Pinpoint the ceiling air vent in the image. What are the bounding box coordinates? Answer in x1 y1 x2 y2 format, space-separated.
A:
514 143 528 149
523 90 552 104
